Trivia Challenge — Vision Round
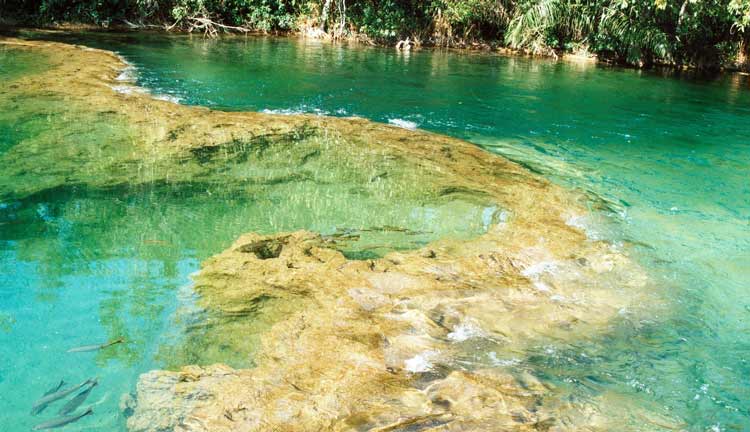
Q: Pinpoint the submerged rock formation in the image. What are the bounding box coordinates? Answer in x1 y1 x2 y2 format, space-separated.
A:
0 35 679 431
124 228 660 431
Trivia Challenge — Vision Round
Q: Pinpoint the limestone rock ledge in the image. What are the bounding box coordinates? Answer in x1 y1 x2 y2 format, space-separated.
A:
123 229 663 431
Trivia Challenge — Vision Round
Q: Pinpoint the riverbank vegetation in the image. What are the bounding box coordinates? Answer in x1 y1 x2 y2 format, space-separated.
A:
3 0 750 68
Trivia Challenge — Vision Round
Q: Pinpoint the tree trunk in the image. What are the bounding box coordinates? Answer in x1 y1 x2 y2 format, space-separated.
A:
321 0 332 32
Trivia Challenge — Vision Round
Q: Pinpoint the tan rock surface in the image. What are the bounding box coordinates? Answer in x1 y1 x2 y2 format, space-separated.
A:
125 226 672 431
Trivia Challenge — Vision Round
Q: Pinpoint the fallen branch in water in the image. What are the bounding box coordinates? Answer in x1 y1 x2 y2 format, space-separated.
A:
396 38 413 50
121 19 169 30
184 16 253 38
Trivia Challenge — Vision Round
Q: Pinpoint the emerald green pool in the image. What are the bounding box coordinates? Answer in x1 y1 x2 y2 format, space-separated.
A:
2 33 749 430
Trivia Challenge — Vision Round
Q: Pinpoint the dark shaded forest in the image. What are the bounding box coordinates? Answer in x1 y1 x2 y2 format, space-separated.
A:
3 0 750 68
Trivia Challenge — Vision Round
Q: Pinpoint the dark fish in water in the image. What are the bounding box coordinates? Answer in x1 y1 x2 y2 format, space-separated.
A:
31 379 91 415
57 378 97 415
32 407 93 430
43 380 65 396
67 337 124 353
31 380 67 415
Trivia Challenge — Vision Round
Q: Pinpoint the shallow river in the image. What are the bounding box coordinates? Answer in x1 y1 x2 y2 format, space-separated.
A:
1 33 749 431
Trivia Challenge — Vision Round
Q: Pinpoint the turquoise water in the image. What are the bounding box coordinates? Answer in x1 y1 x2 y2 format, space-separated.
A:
0 42 498 430
0 151 496 430
3 33 750 430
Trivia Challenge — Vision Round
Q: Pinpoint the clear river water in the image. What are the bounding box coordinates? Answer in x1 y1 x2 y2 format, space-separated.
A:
1 32 749 431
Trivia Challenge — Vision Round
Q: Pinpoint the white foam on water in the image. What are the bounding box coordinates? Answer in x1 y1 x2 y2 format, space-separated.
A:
109 84 147 96
627 378 653 394
565 214 587 230
116 68 134 82
262 105 330 116
404 351 437 373
110 70 183 105
262 108 305 115
447 320 485 342
488 352 520 367
154 94 182 104
114 53 138 81
111 57 189 107
388 118 419 130
116 66 137 83
521 260 558 278
565 214 604 240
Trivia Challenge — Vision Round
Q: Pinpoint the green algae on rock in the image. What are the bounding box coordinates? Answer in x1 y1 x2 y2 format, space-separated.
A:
0 37 677 431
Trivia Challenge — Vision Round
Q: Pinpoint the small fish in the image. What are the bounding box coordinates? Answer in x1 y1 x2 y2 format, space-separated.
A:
67 337 124 353
42 380 65 396
57 378 97 415
32 407 93 430
30 380 67 415
31 379 91 415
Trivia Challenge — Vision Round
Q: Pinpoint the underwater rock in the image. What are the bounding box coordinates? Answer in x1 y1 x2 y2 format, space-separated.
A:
124 227 660 431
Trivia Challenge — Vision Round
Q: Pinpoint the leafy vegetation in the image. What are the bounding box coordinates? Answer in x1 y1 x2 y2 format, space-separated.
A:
2 0 750 68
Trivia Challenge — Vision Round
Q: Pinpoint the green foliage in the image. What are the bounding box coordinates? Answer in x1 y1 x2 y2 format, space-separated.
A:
505 0 746 68
431 0 512 40
3 0 750 68
347 0 428 39
729 0 750 30
596 0 673 66
0 0 134 25
169 0 298 30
